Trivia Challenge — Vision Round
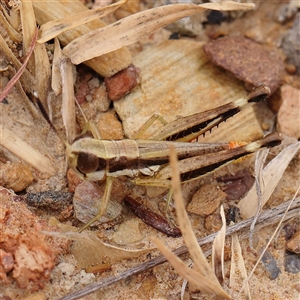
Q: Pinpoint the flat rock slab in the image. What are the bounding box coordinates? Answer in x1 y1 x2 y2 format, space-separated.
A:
114 40 263 143
203 36 284 94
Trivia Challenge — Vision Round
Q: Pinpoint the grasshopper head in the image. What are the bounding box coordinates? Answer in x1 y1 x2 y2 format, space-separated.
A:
65 138 106 181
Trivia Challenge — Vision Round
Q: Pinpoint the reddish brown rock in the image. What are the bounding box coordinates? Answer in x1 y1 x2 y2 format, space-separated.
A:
67 168 84 194
277 85 300 139
0 187 69 291
204 36 284 94
0 162 34 192
105 64 139 101
186 184 226 216
286 230 300 254
97 111 124 139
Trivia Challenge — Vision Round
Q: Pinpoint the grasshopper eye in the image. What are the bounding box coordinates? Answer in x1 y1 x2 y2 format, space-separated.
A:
77 152 99 175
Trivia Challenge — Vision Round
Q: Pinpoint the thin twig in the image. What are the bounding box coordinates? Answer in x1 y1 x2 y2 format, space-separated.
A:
249 148 269 248
59 196 300 300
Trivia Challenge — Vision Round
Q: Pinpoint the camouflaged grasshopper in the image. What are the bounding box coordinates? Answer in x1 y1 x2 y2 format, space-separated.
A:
66 85 282 231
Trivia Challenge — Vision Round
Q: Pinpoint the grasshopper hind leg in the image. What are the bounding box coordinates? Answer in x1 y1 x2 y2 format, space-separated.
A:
78 177 115 232
132 114 168 139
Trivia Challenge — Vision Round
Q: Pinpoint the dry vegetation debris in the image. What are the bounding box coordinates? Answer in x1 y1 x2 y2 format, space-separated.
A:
0 0 300 299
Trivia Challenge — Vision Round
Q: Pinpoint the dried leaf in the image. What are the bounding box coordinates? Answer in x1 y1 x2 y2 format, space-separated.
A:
63 1 254 64
60 56 76 143
52 38 63 95
0 125 55 176
212 205 226 282
230 234 251 299
44 231 154 268
238 141 300 218
38 0 128 43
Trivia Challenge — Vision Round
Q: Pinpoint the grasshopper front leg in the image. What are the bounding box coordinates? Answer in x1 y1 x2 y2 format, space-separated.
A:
78 176 115 232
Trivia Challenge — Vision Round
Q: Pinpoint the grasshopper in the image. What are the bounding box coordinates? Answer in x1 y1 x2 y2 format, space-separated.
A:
66 85 282 232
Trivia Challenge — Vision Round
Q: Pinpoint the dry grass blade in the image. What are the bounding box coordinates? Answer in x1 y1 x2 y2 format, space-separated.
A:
20 0 37 73
0 125 55 175
63 1 254 64
0 28 38 102
60 57 77 143
52 38 63 96
152 237 229 298
238 141 300 218
38 0 127 43
249 148 269 247
230 234 251 299
153 145 231 299
212 205 226 283
19 0 51 106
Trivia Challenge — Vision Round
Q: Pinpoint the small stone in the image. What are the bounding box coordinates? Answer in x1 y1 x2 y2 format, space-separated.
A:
97 111 124 139
285 64 297 75
286 231 300 254
92 84 110 112
261 250 281 280
186 184 226 216
204 36 284 94
282 13 300 71
284 251 300 274
112 219 144 245
0 161 34 192
67 168 84 194
204 213 222 232
73 181 122 226
217 170 255 200
277 85 300 139
261 122 270 131
105 64 139 101
88 77 100 90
